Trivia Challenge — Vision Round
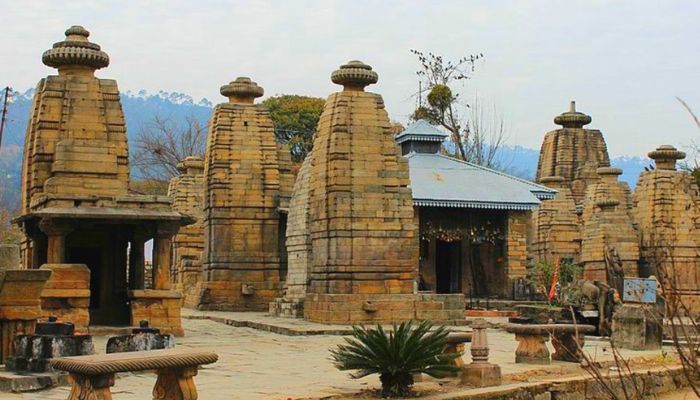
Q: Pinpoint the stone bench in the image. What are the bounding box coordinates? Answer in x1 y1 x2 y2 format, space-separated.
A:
503 323 596 364
444 331 473 368
50 348 218 399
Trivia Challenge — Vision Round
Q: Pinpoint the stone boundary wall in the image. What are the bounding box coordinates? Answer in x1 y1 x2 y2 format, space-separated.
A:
304 293 466 325
422 365 687 400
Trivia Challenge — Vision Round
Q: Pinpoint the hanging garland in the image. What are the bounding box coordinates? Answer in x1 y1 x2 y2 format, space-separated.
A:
420 221 504 244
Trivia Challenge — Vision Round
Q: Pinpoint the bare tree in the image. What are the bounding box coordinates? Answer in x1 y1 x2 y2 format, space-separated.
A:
130 114 206 181
411 50 509 170
465 96 510 170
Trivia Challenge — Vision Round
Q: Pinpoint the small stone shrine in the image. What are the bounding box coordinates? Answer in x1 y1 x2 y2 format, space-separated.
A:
7 316 94 373
168 156 205 307
198 77 293 311
581 198 640 290
633 145 700 310
39 264 90 329
15 26 193 335
535 101 610 204
291 61 464 324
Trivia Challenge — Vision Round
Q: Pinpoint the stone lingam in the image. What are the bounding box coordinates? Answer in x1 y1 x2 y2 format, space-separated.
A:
106 320 174 353
7 316 95 373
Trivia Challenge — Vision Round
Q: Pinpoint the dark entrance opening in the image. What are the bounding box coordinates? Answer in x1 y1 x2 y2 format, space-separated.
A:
65 227 130 327
67 247 102 311
436 240 461 293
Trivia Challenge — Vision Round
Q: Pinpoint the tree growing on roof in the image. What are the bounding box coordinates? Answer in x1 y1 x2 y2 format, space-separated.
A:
411 50 510 170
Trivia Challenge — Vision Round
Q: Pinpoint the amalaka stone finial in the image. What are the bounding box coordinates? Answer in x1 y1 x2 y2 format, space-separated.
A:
596 198 620 209
596 166 623 176
648 145 685 171
554 100 592 128
539 175 566 189
331 60 378 91
176 156 204 175
220 77 264 104
42 25 110 74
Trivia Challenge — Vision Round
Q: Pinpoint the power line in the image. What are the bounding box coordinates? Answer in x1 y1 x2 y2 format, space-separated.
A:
0 87 10 154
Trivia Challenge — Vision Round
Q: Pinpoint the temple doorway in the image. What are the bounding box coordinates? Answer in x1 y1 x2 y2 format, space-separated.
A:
65 227 130 326
435 240 461 293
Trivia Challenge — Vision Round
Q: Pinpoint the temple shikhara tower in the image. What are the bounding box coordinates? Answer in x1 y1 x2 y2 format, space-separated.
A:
168 156 205 307
16 26 192 335
198 77 293 311
278 61 464 324
633 145 700 309
580 167 638 288
530 176 581 264
536 102 610 204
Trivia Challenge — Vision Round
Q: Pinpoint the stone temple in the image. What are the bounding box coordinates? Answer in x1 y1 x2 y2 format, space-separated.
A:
532 103 700 312
15 26 192 335
536 101 610 205
168 156 205 307
197 77 293 311
275 61 478 324
633 145 700 309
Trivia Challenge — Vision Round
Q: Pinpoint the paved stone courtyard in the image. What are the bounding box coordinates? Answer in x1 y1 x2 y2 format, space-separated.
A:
0 315 670 400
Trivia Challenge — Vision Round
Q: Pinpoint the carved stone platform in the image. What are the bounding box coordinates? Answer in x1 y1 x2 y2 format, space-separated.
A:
51 348 218 400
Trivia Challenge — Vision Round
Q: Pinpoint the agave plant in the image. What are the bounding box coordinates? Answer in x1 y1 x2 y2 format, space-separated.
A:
330 320 459 397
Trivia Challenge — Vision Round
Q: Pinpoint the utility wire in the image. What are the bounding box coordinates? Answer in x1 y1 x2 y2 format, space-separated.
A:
0 87 10 155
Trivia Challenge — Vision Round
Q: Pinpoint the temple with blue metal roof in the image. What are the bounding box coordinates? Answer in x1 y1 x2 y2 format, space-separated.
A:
396 120 556 298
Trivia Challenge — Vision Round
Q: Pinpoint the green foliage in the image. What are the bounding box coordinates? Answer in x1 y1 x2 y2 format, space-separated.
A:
262 95 325 163
692 167 700 189
330 320 459 398
426 84 454 113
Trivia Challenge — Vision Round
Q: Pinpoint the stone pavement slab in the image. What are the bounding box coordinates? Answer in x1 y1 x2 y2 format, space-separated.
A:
0 317 671 400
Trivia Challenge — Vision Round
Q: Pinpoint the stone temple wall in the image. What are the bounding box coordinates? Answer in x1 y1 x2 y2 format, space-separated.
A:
580 167 639 288
633 145 700 310
269 155 312 318
299 61 464 324
307 62 416 298
168 156 205 307
535 102 610 205
531 176 581 264
198 77 291 311
581 199 640 289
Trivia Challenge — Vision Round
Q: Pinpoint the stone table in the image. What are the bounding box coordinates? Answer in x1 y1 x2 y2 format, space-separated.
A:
503 323 596 364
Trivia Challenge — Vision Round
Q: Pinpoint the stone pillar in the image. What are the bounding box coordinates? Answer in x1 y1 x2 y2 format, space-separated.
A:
152 224 177 291
39 219 73 264
129 232 147 290
462 319 501 387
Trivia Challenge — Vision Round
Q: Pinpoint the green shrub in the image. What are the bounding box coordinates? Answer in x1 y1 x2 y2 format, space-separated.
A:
330 320 459 397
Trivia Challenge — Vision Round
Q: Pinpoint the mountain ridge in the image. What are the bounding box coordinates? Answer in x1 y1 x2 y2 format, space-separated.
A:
0 88 650 209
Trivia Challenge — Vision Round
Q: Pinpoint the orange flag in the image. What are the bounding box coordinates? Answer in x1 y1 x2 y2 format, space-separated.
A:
548 256 560 302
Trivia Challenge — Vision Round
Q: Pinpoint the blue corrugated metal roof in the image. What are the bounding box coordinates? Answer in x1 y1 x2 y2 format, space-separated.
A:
395 120 448 144
406 153 556 210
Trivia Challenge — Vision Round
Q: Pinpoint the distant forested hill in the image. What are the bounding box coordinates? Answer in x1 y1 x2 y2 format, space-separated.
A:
0 88 649 210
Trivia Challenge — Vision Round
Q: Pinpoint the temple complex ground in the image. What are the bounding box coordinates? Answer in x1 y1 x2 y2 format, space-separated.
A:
2 316 678 400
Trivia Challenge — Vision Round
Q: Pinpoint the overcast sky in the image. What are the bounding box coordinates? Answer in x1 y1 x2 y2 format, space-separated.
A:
3 0 699 157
